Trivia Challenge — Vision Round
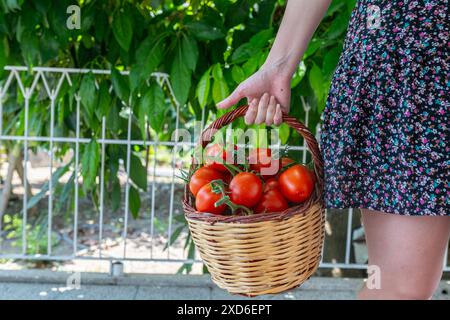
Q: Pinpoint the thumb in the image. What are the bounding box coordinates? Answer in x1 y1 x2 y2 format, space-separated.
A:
216 86 245 109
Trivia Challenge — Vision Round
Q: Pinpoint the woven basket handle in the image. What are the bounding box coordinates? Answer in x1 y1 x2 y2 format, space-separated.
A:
199 105 324 195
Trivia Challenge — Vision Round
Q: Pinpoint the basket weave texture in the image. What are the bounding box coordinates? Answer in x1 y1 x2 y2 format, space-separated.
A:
183 105 325 296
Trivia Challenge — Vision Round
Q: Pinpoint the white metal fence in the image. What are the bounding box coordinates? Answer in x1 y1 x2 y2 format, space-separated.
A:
0 66 448 273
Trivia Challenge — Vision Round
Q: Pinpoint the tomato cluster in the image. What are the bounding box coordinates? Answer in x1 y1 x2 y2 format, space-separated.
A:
189 144 316 215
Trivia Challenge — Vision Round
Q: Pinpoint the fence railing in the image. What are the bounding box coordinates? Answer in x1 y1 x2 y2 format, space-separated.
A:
0 66 448 273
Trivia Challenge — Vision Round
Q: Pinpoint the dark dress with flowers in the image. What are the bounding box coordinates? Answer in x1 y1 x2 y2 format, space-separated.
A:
320 0 449 215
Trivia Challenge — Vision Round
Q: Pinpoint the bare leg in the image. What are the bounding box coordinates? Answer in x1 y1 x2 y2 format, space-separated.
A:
358 209 450 300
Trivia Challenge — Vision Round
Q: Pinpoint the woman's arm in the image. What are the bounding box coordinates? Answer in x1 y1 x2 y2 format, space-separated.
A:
217 0 332 125
263 0 332 79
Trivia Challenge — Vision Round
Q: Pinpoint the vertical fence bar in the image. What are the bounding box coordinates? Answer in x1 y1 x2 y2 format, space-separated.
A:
319 209 327 264
167 102 180 258
0 88 2 237
73 96 81 256
344 208 354 264
99 116 106 258
47 96 55 255
122 107 132 258
0 88 3 137
22 89 30 255
149 140 158 259
316 121 325 264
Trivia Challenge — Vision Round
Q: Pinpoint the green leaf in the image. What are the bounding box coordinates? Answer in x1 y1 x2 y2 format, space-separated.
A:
20 33 40 65
129 153 147 190
56 172 75 212
308 63 325 111
249 28 273 48
231 43 254 63
322 46 341 80
129 186 141 219
231 28 272 63
96 81 112 120
111 177 121 212
211 63 223 81
0 37 8 72
181 35 198 72
139 82 166 133
242 54 260 77
326 12 349 40
212 64 229 104
185 21 225 41
34 0 51 15
196 68 211 107
291 61 306 88
278 123 290 144
129 66 142 93
107 99 121 134
231 65 245 83
133 34 165 89
5 0 21 12
27 163 71 210
164 224 184 250
81 139 100 192
79 73 97 123
95 10 109 42
112 9 133 51
170 40 191 105
325 1 345 17
111 68 130 103
303 39 322 59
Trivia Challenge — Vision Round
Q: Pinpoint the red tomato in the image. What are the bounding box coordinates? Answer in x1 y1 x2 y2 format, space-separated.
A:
280 157 295 169
254 189 289 214
189 166 224 197
195 183 227 214
248 148 280 177
278 164 315 203
204 144 237 173
229 172 263 207
264 178 280 192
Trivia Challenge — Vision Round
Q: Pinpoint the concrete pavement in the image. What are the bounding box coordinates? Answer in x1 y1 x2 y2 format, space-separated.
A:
0 269 448 300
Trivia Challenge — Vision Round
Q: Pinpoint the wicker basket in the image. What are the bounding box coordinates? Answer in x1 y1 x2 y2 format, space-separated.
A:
183 105 325 296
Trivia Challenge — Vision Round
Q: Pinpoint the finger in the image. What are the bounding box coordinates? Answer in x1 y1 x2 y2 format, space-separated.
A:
265 96 277 126
244 99 258 125
273 104 283 126
217 85 245 109
255 93 270 125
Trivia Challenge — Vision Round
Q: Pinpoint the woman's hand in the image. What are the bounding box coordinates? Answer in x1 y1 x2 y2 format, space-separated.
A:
217 64 291 126
216 0 331 126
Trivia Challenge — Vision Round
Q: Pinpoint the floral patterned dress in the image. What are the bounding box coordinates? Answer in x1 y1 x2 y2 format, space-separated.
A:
320 0 449 216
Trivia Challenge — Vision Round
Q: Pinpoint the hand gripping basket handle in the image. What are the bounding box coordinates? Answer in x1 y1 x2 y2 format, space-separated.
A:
199 105 324 195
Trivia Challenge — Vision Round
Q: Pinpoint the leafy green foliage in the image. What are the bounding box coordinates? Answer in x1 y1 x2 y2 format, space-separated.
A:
79 72 97 125
139 81 166 134
196 67 211 107
112 7 133 51
81 139 100 192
